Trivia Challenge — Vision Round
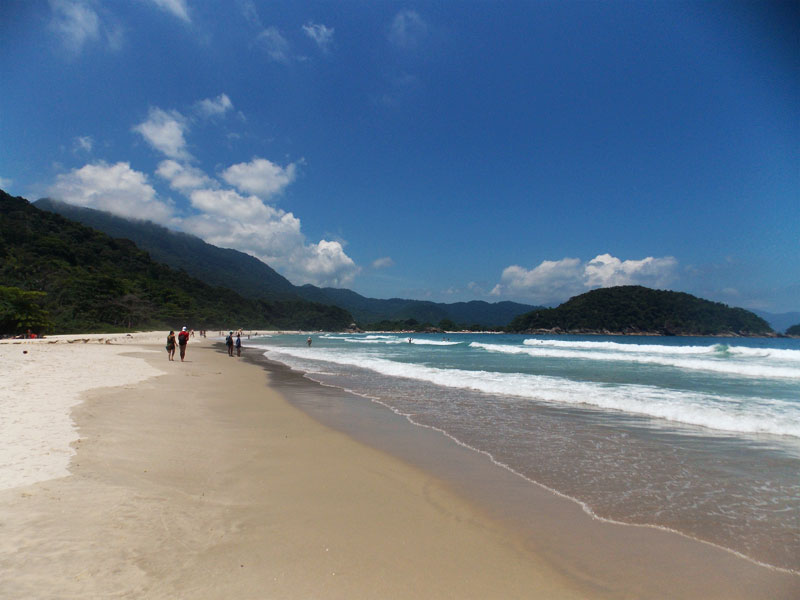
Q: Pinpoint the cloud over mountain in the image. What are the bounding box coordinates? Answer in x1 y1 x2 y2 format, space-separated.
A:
49 96 359 288
492 254 678 305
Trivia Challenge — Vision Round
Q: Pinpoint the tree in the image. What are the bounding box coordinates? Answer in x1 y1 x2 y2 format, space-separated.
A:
0 286 53 335
438 318 457 331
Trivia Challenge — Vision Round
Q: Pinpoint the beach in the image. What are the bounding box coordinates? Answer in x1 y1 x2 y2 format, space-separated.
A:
1 334 797 599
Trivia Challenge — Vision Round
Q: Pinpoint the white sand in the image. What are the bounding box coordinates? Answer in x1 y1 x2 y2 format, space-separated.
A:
0 332 167 490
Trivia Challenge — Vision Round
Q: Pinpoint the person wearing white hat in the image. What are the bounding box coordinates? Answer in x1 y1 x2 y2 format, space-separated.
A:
178 326 190 361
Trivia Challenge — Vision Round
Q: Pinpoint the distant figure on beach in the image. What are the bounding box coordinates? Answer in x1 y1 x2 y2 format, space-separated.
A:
226 331 234 356
166 331 176 361
178 327 189 361
307 336 312 347
235 333 242 357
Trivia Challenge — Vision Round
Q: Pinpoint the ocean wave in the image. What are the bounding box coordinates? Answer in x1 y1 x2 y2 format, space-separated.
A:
478 342 800 380
260 346 800 439
336 336 460 346
523 338 800 362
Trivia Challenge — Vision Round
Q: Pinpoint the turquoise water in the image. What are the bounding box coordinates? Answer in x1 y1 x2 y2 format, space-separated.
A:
253 332 800 572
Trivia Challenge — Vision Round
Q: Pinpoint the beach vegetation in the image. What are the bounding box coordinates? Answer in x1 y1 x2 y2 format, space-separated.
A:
0 285 53 335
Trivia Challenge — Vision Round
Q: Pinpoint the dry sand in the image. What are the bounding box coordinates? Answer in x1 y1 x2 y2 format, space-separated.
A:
0 335 797 599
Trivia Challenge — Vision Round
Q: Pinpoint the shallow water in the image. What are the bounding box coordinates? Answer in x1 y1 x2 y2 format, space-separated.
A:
253 332 800 572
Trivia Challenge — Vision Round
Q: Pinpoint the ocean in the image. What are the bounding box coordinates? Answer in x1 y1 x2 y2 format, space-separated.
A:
252 332 800 573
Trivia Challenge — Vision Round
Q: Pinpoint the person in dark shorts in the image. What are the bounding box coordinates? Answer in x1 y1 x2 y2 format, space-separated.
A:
178 326 189 361
226 331 234 356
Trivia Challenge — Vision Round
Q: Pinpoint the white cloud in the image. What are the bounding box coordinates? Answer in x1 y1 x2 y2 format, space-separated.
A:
133 107 190 160
49 0 100 54
492 254 678 304
194 93 233 119
73 135 94 153
492 258 584 304
181 187 358 287
0 176 13 189
47 97 359 288
303 22 334 52
48 161 173 222
388 10 428 50
583 254 678 289
221 157 298 198
146 0 190 22
156 160 214 191
295 240 359 287
48 0 124 54
371 257 394 269
257 27 291 63
240 0 262 28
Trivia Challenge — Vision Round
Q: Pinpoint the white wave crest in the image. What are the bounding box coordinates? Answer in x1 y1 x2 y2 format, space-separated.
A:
480 342 800 380
262 346 800 439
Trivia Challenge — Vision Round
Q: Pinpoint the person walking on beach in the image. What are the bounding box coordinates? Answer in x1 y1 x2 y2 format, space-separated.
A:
235 333 242 357
178 326 189 362
226 331 234 356
166 330 176 361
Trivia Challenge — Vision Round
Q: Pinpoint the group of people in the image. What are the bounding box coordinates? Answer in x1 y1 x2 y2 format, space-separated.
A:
166 327 191 362
166 327 243 361
225 330 242 357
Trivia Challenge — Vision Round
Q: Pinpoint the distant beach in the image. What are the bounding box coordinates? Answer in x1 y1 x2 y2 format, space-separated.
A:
0 333 797 598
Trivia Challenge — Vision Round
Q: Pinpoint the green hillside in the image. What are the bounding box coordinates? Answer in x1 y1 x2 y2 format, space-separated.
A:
302 286 539 327
36 199 538 327
1 191 352 334
35 198 299 301
508 286 774 336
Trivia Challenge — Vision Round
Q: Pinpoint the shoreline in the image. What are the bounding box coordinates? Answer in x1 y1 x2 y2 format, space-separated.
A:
1 337 797 598
252 349 799 577
0 337 588 598
243 346 800 592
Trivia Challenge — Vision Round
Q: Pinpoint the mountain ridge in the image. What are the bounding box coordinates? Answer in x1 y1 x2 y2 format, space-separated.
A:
1 191 352 333
35 198 540 327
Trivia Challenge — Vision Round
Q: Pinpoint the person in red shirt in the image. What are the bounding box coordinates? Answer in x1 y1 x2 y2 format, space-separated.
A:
178 326 189 362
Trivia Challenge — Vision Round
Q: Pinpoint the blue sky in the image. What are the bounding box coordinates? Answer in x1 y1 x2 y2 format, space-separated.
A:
1 1 798 312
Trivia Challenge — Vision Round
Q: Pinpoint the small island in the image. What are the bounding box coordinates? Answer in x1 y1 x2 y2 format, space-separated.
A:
507 286 774 337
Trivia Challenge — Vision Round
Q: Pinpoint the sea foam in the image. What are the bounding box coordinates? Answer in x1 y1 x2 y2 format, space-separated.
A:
472 341 800 380
260 345 800 438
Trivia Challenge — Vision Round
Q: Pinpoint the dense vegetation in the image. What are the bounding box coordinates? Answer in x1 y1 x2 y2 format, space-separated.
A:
363 318 503 333
1 191 352 335
507 286 774 336
35 199 539 327
35 198 298 301
786 324 800 336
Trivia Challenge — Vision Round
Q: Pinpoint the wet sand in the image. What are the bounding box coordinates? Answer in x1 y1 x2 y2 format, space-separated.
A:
0 339 797 598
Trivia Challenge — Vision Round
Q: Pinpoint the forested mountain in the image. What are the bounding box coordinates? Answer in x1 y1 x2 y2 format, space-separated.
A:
297 285 538 326
35 198 298 301
1 191 352 334
36 199 539 326
508 286 774 336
